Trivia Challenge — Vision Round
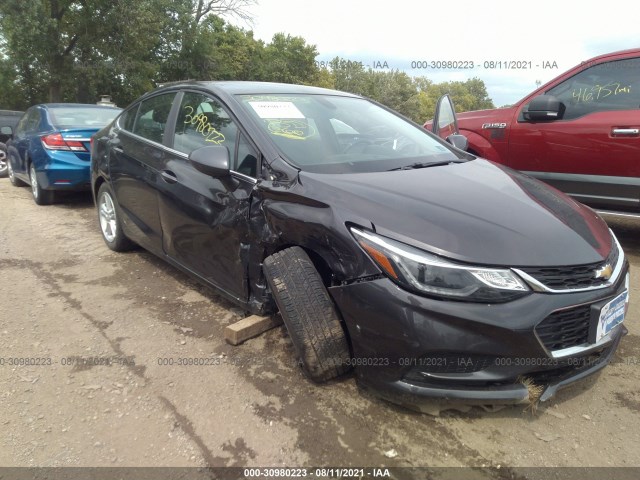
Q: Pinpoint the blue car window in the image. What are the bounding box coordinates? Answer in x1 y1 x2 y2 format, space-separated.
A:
24 108 41 133
13 112 30 136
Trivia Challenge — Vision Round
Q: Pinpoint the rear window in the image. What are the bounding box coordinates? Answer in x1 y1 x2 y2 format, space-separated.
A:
48 107 121 128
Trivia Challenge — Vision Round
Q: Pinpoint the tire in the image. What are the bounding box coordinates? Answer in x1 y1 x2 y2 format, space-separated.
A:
7 157 26 186
263 247 351 382
0 143 7 178
97 182 134 252
29 163 55 205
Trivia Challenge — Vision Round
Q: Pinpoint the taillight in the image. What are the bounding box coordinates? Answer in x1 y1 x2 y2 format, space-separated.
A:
41 133 87 152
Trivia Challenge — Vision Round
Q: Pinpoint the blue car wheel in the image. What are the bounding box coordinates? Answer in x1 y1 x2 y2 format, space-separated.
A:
8 158 26 187
29 164 55 205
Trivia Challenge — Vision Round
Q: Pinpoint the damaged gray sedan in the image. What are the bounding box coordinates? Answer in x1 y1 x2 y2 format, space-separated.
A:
91 81 628 410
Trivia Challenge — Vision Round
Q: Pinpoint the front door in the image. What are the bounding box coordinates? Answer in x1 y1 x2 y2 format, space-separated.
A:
508 56 640 212
157 91 259 301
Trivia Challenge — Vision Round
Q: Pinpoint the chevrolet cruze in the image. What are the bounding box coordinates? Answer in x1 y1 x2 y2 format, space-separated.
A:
90 81 629 410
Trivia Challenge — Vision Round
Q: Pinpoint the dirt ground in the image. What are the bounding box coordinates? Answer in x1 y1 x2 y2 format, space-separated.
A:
1 180 639 478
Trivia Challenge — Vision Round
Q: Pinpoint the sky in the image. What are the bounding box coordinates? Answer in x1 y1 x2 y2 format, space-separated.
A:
241 0 640 108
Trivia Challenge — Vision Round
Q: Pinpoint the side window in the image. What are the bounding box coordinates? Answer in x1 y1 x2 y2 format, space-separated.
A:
14 112 30 136
118 105 138 132
235 133 259 177
545 58 640 120
173 92 237 161
132 93 176 143
25 109 42 132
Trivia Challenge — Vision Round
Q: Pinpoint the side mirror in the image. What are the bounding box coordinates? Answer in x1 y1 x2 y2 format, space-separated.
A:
0 126 13 136
446 134 468 151
189 145 230 177
432 94 459 137
523 95 565 121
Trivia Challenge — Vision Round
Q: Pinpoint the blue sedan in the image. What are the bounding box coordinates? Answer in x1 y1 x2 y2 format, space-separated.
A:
7 103 121 204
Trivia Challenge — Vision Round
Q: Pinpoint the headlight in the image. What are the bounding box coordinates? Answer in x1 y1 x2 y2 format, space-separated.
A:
351 228 530 303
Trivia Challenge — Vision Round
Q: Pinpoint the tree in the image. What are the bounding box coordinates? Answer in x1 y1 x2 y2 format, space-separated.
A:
319 58 494 123
260 33 318 84
416 77 494 121
329 57 369 96
0 0 257 107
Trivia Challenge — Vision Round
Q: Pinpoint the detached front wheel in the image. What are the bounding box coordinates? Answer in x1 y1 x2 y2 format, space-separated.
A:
263 247 351 382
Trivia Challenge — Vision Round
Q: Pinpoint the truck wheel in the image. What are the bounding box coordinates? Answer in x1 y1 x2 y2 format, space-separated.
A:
263 247 351 382
97 183 135 252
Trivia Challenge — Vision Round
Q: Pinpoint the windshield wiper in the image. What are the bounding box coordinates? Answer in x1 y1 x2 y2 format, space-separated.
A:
387 160 462 171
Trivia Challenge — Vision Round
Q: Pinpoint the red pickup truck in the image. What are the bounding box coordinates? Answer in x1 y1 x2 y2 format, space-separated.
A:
425 48 640 217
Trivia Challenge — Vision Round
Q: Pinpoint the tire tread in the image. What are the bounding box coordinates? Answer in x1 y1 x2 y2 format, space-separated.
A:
264 247 351 382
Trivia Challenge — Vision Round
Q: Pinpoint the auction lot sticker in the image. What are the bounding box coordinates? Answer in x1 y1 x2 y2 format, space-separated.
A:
249 101 305 119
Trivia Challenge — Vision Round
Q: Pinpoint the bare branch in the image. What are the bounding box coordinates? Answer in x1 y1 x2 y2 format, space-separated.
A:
192 0 256 27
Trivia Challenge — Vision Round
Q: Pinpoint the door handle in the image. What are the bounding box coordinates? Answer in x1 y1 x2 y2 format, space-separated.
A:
113 146 124 153
611 128 639 136
161 170 178 184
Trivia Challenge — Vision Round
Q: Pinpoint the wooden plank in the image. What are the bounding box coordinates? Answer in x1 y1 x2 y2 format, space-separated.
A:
224 315 283 346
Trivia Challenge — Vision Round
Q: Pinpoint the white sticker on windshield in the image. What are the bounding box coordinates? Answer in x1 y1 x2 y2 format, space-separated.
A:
248 101 305 119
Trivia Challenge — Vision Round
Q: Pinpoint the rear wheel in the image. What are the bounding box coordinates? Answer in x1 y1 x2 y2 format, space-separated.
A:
8 158 26 186
97 183 134 251
263 246 351 382
29 164 55 205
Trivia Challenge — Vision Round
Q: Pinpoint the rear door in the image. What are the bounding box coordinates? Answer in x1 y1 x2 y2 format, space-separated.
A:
108 92 177 252
10 108 41 176
508 56 640 212
157 91 258 301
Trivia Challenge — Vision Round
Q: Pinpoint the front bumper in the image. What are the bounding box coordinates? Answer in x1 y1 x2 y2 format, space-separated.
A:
329 262 629 409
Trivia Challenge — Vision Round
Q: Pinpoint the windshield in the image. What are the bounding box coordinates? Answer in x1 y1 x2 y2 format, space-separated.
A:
237 94 463 173
48 107 122 128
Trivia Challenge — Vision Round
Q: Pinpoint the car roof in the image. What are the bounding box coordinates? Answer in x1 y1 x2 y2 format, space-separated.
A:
39 103 121 109
0 109 24 116
149 81 360 99
584 48 640 63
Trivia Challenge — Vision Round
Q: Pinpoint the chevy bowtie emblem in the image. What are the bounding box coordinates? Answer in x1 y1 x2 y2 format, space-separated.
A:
595 264 613 280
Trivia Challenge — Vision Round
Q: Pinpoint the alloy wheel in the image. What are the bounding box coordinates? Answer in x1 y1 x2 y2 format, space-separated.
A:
7 159 15 181
30 165 39 200
99 191 118 243
0 149 7 176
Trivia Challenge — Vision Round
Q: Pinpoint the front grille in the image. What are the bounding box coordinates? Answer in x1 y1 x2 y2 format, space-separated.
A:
519 241 619 291
536 305 591 351
529 349 608 384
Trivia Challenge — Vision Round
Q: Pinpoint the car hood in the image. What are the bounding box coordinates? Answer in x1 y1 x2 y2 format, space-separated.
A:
300 159 612 267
